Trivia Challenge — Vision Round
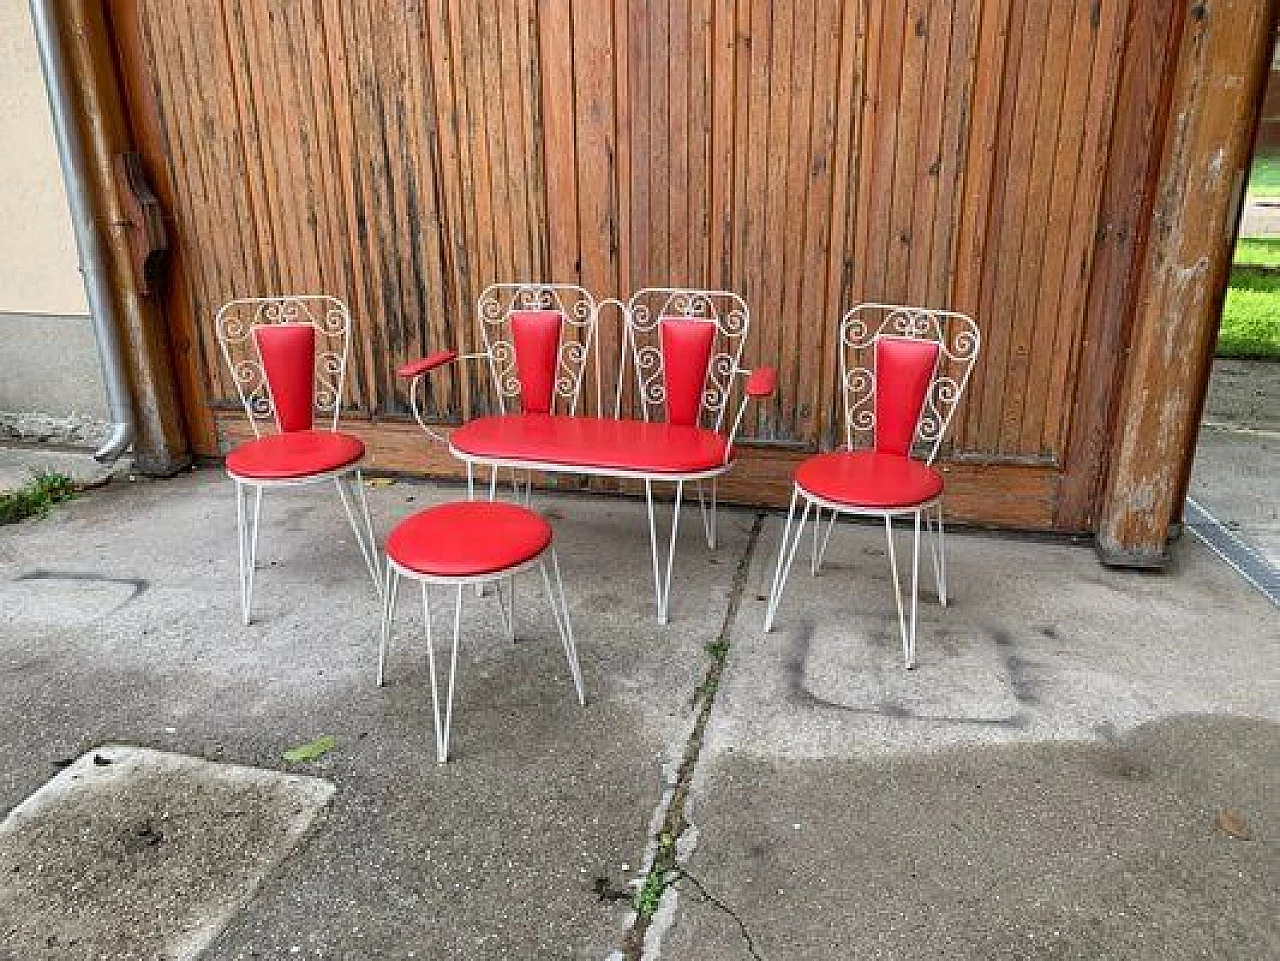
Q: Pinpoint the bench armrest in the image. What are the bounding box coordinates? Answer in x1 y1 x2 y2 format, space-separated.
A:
745 365 778 398
723 366 779 464
398 349 487 444
396 349 459 379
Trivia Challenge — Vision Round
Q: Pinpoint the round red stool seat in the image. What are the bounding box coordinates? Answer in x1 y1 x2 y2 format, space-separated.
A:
386 501 553 578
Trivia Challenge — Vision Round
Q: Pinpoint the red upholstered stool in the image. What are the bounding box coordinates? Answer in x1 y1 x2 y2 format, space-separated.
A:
377 501 585 762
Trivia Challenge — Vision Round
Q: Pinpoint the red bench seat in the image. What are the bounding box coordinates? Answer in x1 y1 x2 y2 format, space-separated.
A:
450 414 731 475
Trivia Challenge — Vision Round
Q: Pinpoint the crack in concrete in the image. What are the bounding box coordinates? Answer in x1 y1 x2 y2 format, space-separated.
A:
619 512 764 960
677 868 765 961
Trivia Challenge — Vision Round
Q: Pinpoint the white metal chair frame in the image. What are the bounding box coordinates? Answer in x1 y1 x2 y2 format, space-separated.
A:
763 303 981 668
216 295 381 624
403 283 763 624
376 544 585 764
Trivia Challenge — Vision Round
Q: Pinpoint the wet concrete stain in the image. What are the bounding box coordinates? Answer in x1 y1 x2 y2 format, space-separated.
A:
786 623 1027 729
14 569 150 609
991 627 1040 705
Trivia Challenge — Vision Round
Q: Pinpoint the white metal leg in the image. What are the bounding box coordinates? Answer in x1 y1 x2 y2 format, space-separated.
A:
353 470 382 595
764 488 799 631
643 480 661 620
695 479 718 550
422 583 464 764
235 482 248 624
335 473 382 595
488 464 499 502
236 483 263 626
883 515 918 670
466 462 475 500
377 558 400 686
932 501 948 606
643 478 686 624
662 479 684 624
764 489 813 632
908 509 921 669
813 508 839 575
541 550 586 705
884 515 906 657
494 573 517 642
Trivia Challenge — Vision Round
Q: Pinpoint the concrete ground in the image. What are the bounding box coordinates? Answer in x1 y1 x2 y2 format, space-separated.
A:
0 441 127 496
0 465 1276 958
1189 359 1279 568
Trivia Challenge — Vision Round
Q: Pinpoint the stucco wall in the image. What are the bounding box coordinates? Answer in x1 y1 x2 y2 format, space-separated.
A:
0 0 87 314
0 0 104 422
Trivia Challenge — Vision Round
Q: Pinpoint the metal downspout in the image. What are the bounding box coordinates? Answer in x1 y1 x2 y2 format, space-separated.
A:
29 0 133 463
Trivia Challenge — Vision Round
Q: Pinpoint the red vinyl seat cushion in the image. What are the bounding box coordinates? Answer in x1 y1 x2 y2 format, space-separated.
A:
450 414 731 475
795 450 944 509
226 430 365 480
386 501 553 577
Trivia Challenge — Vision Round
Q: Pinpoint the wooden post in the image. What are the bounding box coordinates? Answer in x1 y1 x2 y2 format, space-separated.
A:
65 0 191 475
1095 0 1277 567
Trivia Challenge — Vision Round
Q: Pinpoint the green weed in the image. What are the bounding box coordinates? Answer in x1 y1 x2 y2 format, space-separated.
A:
0 471 77 525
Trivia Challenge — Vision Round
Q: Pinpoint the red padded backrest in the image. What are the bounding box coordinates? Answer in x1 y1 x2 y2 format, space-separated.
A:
660 317 716 427
874 336 939 456
254 323 316 432
511 310 563 414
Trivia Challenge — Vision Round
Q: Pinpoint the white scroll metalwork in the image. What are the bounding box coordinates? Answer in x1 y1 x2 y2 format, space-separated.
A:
214 295 353 437
838 303 981 463
620 287 750 431
476 283 600 415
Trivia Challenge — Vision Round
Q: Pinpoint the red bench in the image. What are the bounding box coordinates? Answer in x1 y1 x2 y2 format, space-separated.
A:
398 284 776 623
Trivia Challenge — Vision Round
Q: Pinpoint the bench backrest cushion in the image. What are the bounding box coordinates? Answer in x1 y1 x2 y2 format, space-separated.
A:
873 335 939 456
511 310 564 414
254 323 316 433
659 317 716 427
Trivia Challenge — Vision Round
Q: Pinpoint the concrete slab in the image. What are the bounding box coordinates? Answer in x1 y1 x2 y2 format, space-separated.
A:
668 715 1280 961
0 745 333 960
656 516 1280 959
2 468 1278 958
0 442 128 496
1189 358 1279 575
0 470 746 958
1188 426 1280 569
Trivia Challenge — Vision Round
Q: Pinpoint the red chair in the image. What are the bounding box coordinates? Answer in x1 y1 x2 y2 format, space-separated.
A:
216 296 380 624
763 304 981 668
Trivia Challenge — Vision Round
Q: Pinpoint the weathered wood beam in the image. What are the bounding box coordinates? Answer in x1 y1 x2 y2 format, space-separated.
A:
65 0 191 475
1095 0 1277 567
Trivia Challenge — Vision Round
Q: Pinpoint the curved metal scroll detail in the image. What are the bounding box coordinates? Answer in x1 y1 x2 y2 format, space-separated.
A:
622 287 751 430
838 303 981 463
476 283 599 415
214 295 353 437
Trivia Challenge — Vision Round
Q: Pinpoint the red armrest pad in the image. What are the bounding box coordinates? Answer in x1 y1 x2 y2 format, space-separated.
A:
746 366 778 398
396 349 458 379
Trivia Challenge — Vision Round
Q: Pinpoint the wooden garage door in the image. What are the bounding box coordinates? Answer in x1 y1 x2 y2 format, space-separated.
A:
111 0 1177 529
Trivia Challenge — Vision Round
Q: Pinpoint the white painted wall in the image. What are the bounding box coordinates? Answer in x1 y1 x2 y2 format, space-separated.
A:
0 0 87 316
0 0 104 422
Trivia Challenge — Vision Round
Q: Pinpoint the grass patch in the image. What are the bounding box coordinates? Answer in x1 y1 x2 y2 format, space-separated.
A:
1246 156 1280 200
1220 267 1280 359
1233 237 1280 269
0 471 77 525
